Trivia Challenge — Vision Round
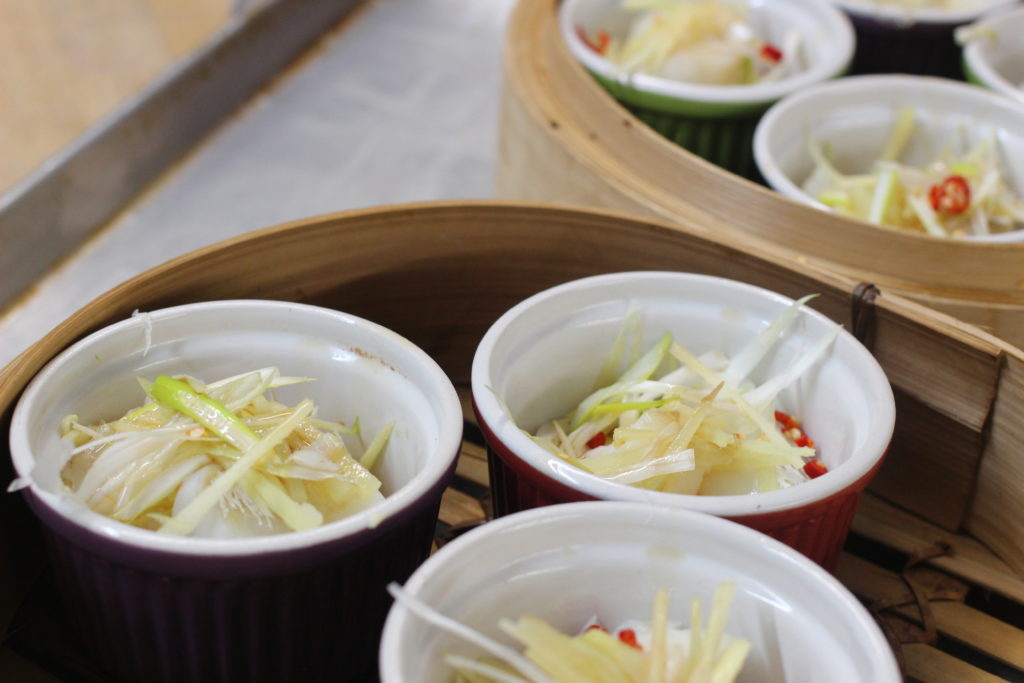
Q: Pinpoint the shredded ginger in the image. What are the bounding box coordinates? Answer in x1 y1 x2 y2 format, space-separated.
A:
59 367 393 538
803 107 1024 238
584 0 802 86
389 582 750 683
527 295 836 496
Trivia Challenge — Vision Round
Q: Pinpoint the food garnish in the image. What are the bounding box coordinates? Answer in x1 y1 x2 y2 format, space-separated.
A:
803 107 1024 237
526 296 835 496
389 582 750 683
59 367 392 537
578 0 802 86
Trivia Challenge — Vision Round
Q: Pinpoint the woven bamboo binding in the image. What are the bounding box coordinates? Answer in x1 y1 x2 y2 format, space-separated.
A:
1 202 1021 589
496 0 1024 346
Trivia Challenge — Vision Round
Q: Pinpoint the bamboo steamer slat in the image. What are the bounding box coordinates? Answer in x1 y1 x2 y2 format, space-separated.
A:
496 0 1024 343
853 492 1024 604
836 553 1024 670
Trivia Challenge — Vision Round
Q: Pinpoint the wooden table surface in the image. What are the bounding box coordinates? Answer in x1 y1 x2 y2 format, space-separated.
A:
0 0 234 194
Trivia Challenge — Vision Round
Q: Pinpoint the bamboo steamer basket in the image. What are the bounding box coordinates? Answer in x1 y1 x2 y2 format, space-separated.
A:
1 201 1022 613
496 0 1024 346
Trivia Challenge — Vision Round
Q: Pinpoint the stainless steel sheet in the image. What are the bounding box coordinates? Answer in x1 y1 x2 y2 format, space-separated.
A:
0 0 518 366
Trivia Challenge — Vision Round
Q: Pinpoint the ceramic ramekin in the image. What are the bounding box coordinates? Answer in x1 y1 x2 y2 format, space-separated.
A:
754 74 1024 242
559 0 854 179
471 272 895 571
829 0 1019 77
379 502 901 682
962 5 1024 104
9 300 463 683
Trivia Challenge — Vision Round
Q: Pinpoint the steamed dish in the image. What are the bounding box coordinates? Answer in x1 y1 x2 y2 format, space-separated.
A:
804 108 1024 238
390 582 750 683
59 367 392 538
527 296 834 495
578 0 802 86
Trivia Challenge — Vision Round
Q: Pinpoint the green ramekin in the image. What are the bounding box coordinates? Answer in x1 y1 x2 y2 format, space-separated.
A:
560 0 856 180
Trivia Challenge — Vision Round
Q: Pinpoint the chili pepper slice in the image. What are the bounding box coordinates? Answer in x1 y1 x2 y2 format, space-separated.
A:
618 628 642 650
586 623 608 633
803 459 828 479
760 43 783 62
777 410 817 448
795 434 815 449
576 26 611 55
586 432 607 449
774 410 798 431
928 175 971 215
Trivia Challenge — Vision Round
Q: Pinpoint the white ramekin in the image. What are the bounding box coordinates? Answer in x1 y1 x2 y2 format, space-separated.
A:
559 0 855 111
754 74 1024 242
11 299 463 554
471 272 894 569
963 5 1024 104
380 501 901 682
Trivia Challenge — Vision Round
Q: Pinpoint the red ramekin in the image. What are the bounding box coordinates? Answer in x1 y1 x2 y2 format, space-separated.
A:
471 272 895 571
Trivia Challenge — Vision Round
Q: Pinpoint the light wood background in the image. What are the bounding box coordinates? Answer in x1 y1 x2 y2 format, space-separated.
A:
0 0 234 194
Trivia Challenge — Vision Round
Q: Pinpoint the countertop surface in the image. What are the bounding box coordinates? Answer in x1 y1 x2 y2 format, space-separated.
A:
0 0 517 367
0 0 234 193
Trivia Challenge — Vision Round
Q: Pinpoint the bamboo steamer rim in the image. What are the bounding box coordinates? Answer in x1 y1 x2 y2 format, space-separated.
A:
502 0 1024 300
2 200 1017 416
2 200 1023 582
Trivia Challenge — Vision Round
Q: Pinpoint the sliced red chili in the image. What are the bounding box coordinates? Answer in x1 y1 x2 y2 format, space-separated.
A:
586 623 607 633
760 43 783 62
774 410 798 430
586 432 607 449
928 175 971 215
576 26 611 55
803 459 828 479
777 410 817 448
618 628 642 650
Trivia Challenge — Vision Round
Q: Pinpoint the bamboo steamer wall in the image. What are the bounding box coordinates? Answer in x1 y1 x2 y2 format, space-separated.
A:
1 203 1022 609
496 0 1024 346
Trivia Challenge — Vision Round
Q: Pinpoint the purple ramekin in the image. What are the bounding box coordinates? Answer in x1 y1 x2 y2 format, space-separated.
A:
9 300 463 682
832 0 1020 78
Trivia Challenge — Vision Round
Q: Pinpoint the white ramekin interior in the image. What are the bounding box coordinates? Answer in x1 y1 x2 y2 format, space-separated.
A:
963 6 1024 104
380 501 900 682
754 74 1024 243
9 300 463 556
471 272 895 516
830 0 1019 25
559 0 855 105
